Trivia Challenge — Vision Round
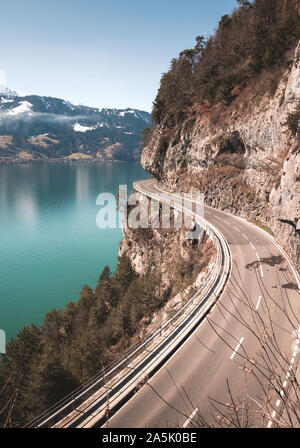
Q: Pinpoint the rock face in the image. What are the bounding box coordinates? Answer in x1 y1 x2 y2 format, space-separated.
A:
142 42 300 272
120 193 216 300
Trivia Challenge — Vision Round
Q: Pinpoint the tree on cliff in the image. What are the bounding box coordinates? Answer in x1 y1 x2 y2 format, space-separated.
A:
151 0 300 125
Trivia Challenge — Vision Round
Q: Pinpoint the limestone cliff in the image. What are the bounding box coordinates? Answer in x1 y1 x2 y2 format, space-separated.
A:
141 42 300 271
119 193 215 304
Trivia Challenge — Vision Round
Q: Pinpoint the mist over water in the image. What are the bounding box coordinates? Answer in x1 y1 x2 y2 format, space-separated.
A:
0 162 150 342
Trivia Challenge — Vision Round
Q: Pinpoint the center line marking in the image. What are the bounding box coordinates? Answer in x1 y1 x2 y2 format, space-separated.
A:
256 252 261 261
230 337 244 360
260 266 264 278
242 233 248 240
250 242 256 250
183 408 199 428
256 296 262 310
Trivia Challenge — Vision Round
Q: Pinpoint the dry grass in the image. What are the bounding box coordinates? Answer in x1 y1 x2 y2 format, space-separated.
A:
247 219 275 236
65 153 93 160
17 151 34 160
0 136 13 148
29 135 59 147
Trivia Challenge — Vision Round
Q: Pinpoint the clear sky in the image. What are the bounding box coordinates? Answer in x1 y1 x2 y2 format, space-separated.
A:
0 0 238 112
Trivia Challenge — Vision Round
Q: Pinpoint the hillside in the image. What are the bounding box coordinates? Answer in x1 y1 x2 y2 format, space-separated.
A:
142 0 300 272
1 0 300 428
0 93 150 163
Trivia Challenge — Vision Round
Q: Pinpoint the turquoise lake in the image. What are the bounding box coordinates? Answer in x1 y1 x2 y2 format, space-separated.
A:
0 162 150 342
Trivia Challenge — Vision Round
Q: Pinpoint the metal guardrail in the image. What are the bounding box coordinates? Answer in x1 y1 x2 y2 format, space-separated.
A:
25 181 231 428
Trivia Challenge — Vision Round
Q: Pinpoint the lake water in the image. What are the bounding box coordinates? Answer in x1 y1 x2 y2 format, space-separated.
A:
0 162 150 342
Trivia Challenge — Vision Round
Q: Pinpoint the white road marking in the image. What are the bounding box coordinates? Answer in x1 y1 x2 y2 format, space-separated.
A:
268 411 277 428
230 337 244 360
242 233 249 240
256 296 262 310
291 358 295 364
183 408 199 428
155 181 300 431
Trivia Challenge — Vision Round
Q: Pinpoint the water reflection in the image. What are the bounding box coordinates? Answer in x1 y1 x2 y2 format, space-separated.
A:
0 162 150 342
17 191 37 228
76 165 89 204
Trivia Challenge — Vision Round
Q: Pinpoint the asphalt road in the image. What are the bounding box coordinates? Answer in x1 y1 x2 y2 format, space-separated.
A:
106 178 300 428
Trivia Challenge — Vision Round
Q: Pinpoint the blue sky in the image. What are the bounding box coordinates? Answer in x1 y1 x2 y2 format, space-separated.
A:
1 0 237 111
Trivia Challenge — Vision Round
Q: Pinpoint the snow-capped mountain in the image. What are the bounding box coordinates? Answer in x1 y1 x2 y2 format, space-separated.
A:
0 85 18 97
0 92 151 162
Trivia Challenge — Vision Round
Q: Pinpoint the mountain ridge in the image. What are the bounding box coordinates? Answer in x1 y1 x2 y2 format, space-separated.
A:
0 92 150 163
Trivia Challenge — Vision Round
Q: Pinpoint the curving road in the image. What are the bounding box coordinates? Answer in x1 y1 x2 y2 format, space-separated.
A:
106 178 300 428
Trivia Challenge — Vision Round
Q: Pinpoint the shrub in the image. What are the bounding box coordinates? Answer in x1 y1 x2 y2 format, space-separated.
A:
157 134 170 156
286 104 300 137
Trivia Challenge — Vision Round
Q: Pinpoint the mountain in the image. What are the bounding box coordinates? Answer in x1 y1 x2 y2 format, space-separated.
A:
0 93 151 163
1 0 299 429
0 85 18 97
142 0 300 272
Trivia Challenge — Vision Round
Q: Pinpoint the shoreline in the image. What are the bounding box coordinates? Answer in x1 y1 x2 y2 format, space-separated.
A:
0 157 141 166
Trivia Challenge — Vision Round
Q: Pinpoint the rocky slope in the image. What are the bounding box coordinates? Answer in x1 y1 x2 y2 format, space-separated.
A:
0 93 150 163
142 42 300 271
120 193 216 303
